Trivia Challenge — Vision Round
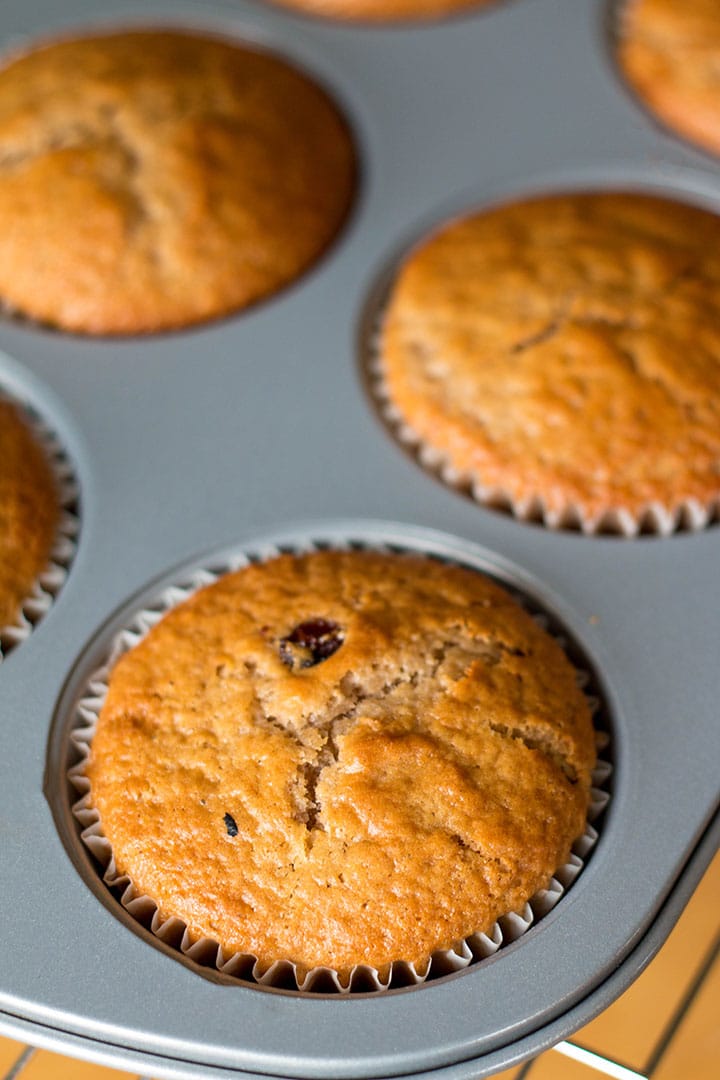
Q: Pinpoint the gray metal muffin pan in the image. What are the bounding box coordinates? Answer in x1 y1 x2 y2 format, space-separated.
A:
0 0 719 1075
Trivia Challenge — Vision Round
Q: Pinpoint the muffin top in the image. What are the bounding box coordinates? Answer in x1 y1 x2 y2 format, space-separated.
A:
266 0 495 25
618 0 720 157
379 192 720 526
0 30 356 334
87 549 595 979
0 398 59 630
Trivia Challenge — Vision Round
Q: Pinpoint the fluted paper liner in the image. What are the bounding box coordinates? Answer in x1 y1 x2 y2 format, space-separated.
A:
367 331 719 537
0 391 79 661
69 541 611 994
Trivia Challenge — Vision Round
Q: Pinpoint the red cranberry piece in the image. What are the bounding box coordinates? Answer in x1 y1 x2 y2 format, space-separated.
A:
279 619 344 669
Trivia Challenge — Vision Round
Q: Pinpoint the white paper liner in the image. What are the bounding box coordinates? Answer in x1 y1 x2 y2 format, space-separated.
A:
367 324 720 537
69 540 612 994
0 391 79 661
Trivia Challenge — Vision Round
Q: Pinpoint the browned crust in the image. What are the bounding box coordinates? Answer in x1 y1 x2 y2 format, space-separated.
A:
88 550 595 978
618 0 720 157
266 0 496 25
0 30 356 334
0 399 60 629
380 192 720 522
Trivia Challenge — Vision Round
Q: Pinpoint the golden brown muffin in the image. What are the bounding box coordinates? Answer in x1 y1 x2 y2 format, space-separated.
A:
266 0 496 25
618 0 720 157
87 549 595 980
0 398 59 630
379 192 720 529
0 30 356 334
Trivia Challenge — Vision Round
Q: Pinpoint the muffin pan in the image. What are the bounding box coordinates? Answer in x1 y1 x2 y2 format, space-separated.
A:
1 0 719 1077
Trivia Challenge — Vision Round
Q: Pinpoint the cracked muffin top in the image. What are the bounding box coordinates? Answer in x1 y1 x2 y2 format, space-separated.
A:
379 192 720 528
0 398 59 630
0 30 356 334
618 0 720 157
265 0 497 25
87 549 595 980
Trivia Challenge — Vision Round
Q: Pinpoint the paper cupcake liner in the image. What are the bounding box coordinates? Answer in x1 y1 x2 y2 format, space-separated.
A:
366 321 720 538
69 539 612 994
0 390 79 661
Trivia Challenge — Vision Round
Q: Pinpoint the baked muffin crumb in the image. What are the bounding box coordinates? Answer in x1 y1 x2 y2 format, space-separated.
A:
379 192 720 528
618 0 720 157
266 0 498 24
0 30 356 334
0 398 60 630
87 549 595 979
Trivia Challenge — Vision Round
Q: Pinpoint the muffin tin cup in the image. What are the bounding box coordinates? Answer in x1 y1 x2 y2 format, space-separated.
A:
0 389 79 661
67 536 611 995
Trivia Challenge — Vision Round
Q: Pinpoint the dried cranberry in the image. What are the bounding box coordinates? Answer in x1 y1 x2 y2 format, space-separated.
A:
279 619 344 669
